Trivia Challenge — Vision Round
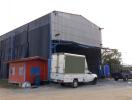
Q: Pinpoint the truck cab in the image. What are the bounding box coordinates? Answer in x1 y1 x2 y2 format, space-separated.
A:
50 53 97 88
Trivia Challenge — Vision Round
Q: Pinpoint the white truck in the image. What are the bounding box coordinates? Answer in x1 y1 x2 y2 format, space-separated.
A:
50 53 97 88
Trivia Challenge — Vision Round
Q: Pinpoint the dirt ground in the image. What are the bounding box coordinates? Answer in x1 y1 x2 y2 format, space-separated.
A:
0 79 132 100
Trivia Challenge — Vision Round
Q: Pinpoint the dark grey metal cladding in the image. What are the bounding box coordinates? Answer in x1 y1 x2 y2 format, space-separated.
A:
0 24 28 41
0 14 51 78
28 14 50 58
28 24 50 58
0 24 29 60
0 14 50 59
51 11 102 47
0 24 29 78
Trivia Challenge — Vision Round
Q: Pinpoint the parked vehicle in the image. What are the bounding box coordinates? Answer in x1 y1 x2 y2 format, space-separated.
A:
112 70 132 81
50 53 97 88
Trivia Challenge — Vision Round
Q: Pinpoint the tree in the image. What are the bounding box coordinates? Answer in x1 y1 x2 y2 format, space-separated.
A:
102 48 122 65
101 48 122 77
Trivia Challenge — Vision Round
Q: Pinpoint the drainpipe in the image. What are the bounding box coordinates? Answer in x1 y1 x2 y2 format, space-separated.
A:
26 24 29 58
48 14 52 81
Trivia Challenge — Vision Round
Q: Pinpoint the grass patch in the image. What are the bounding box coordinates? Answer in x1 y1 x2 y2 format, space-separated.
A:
0 79 19 89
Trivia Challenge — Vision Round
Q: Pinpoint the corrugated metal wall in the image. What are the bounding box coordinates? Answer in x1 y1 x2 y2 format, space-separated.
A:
0 14 50 78
51 11 102 47
28 24 50 58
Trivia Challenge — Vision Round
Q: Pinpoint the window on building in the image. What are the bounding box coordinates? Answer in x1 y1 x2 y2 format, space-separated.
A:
10 67 15 76
19 67 24 76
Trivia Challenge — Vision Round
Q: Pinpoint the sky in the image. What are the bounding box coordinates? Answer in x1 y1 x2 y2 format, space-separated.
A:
0 0 132 64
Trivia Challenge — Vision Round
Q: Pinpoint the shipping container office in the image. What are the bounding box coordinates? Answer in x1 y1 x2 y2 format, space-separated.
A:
8 56 48 84
0 11 102 79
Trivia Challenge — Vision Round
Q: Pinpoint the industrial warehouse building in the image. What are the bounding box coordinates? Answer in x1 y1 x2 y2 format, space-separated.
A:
0 11 102 79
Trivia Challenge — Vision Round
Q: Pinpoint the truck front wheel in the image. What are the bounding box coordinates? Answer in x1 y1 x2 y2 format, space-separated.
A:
91 78 97 85
123 76 128 81
72 80 78 88
60 83 65 86
114 78 119 81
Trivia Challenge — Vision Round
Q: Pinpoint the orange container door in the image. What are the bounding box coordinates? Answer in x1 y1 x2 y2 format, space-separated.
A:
9 63 25 83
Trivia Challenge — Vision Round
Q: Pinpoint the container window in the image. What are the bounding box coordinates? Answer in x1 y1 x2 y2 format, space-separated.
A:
19 67 24 76
10 67 15 76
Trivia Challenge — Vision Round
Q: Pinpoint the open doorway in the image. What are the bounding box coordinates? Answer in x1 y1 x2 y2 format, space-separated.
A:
52 40 101 76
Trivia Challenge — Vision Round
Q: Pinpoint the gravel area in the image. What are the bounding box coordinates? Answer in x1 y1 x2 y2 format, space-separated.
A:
0 79 132 100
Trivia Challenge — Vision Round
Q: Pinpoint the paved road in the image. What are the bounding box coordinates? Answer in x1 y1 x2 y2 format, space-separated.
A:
0 79 132 100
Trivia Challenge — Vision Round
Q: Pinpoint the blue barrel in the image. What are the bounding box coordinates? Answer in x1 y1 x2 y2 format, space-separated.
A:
103 64 110 78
